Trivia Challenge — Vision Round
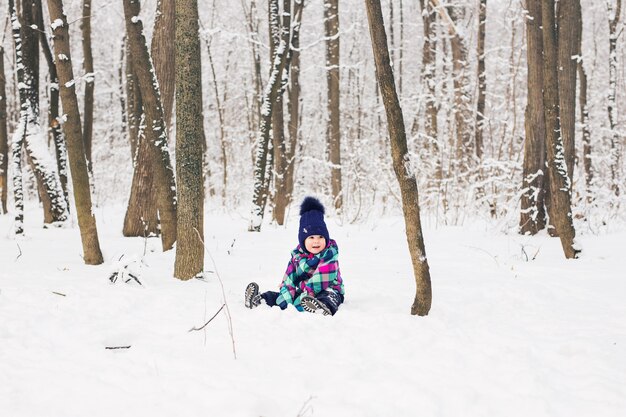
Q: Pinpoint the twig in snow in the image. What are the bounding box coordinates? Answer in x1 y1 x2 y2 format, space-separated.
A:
15 242 22 261
105 345 131 350
188 303 226 332
194 228 237 359
227 238 236 255
52 291 66 297
296 396 315 417
464 245 500 267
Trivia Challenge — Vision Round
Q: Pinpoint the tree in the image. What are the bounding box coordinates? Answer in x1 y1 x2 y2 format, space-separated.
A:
577 22 592 195
81 0 95 175
271 0 303 225
520 0 547 235
249 0 291 231
607 0 622 196
365 0 432 315
418 0 440 180
430 0 474 171
557 0 581 184
46 0 104 265
34 0 69 210
174 0 205 280
475 0 487 160
541 0 580 259
122 0 178 251
325 0 342 211
151 0 175 129
9 0 68 232
0 46 7 214
285 0 304 214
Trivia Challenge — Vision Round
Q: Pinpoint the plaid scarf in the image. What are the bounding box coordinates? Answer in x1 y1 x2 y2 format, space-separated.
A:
276 240 344 311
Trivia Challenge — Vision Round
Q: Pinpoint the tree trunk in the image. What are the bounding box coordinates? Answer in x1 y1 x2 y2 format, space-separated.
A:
607 0 622 196
249 0 291 232
174 0 204 280
365 0 432 316
204 34 229 202
10 0 68 227
557 0 581 183
123 0 177 251
418 0 440 180
325 0 342 211
151 0 175 129
122 37 159 238
47 0 104 265
475 0 487 160
430 0 473 171
271 0 293 226
541 0 580 259
81 0 95 175
35 0 69 210
520 0 546 235
285 0 304 211
123 124 161 237
577 49 592 195
125 40 142 159
0 47 7 214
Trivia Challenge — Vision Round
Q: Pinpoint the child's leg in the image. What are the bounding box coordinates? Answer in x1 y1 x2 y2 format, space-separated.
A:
315 290 344 315
260 291 280 307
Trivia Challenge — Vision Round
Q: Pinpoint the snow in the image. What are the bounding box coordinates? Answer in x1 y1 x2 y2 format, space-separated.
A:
50 19 64 30
1 206 625 416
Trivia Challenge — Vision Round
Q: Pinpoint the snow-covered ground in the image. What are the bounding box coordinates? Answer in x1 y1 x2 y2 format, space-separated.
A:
1 206 625 417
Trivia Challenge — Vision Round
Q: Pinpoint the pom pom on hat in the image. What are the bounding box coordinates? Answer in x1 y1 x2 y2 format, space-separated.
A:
300 196 325 215
298 197 330 252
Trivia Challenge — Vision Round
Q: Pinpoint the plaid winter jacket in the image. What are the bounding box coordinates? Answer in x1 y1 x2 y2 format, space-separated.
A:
275 240 344 311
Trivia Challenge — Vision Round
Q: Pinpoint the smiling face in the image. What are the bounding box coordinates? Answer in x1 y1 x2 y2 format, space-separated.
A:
304 235 327 254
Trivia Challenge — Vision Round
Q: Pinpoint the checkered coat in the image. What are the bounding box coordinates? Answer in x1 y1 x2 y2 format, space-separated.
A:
275 240 344 311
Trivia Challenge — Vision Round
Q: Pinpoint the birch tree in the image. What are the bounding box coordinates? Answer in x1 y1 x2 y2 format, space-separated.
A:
365 0 432 315
46 0 104 264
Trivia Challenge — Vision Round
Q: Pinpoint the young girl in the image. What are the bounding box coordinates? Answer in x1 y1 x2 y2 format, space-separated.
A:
244 196 345 316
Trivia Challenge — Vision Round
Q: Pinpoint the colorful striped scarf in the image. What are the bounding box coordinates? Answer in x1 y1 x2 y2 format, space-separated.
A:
276 239 344 311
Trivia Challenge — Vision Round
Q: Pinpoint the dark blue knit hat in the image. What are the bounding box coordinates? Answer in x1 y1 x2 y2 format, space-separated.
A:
298 197 330 251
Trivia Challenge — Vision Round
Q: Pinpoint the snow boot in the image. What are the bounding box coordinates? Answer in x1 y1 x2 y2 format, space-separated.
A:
244 282 262 309
301 296 331 316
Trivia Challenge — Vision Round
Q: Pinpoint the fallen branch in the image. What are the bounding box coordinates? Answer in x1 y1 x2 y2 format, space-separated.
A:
188 303 226 332
105 345 131 350
52 291 66 297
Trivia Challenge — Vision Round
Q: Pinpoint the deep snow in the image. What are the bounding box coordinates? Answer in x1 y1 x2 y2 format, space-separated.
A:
1 206 625 417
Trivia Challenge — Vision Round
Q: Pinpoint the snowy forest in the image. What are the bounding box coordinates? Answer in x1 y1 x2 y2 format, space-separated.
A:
1 0 625 415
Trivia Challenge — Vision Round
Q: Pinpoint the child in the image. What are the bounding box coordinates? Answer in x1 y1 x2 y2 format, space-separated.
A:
244 196 345 316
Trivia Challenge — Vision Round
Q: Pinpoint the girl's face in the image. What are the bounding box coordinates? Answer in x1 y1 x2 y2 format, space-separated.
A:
305 235 326 254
